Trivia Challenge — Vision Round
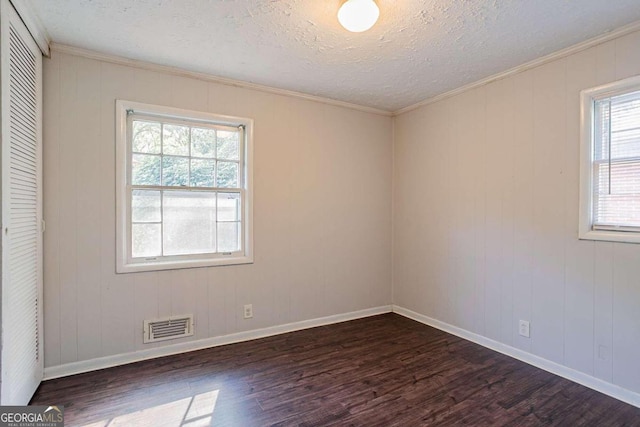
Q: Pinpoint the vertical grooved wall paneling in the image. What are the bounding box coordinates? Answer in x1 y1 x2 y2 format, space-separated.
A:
393 29 640 395
42 51 393 368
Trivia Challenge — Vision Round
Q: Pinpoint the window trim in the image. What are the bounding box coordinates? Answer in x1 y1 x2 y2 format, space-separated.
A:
579 75 640 244
115 100 254 273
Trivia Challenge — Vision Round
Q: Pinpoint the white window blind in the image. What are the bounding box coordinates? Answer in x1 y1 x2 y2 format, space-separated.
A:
592 91 640 231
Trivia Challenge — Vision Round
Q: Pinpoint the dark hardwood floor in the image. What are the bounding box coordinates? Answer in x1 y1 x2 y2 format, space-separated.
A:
32 314 640 426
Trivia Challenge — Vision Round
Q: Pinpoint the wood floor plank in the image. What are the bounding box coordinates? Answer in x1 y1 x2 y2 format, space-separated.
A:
31 314 640 426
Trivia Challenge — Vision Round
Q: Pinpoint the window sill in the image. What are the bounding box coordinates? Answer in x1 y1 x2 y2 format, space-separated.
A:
578 229 640 245
116 255 254 273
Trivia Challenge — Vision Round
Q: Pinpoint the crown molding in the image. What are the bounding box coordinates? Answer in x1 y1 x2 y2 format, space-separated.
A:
44 18 640 117
394 19 640 116
49 43 393 117
10 0 50 56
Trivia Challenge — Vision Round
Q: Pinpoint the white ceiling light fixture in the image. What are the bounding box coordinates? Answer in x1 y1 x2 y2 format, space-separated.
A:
338 0 380 33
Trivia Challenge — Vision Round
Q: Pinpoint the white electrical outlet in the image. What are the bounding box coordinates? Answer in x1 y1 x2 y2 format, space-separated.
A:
243 304 253 319
598 345 608 360
519 320 530 338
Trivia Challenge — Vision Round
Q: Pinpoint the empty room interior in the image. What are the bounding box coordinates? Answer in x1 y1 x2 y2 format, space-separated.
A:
2 0 640 425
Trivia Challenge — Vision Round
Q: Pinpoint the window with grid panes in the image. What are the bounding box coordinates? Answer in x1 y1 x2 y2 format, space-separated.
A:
116 101 253 272
579 76 640 244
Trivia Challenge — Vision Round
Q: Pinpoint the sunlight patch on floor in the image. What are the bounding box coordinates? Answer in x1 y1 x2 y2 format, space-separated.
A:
80 389 219 427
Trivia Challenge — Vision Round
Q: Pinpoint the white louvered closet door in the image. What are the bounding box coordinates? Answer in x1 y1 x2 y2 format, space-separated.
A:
0 0 43 404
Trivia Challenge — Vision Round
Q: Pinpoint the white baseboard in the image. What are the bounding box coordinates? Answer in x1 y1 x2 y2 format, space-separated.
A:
45 303 640 409
43 305 392 380
392 305 640 409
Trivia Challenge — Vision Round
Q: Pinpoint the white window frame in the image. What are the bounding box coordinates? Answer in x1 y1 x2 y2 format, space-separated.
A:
579 75 640 244
115 100 254 273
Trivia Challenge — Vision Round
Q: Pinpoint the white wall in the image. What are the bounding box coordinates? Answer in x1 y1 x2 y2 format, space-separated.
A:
394 29 640 395
43 25 640 402
43 50 392 369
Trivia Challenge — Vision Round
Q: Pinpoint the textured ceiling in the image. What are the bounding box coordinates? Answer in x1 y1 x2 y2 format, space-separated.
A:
29 0 640 112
